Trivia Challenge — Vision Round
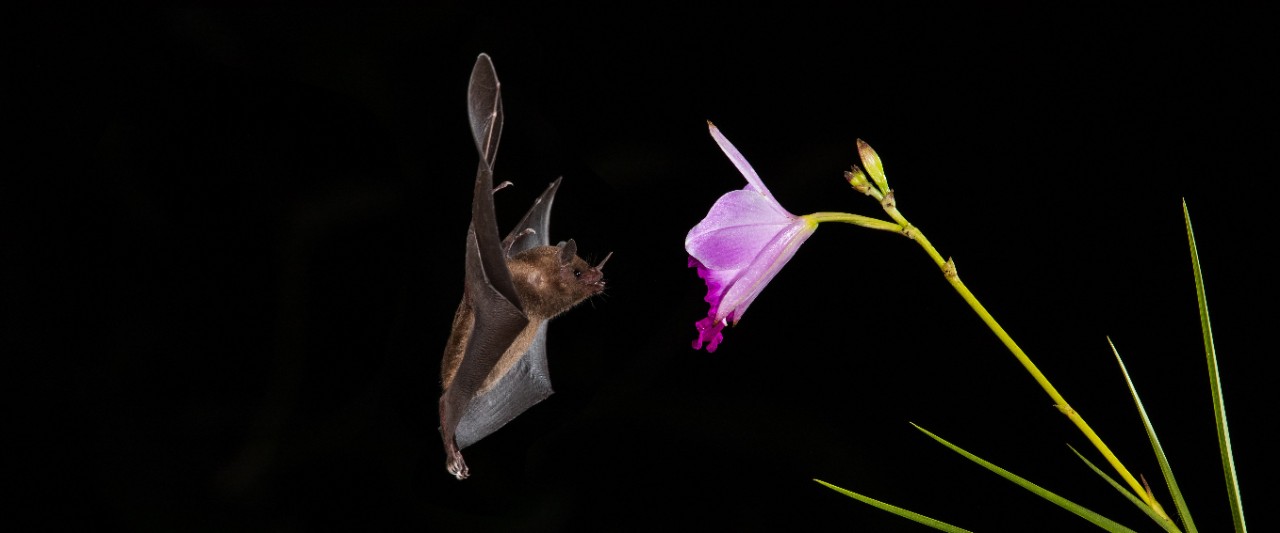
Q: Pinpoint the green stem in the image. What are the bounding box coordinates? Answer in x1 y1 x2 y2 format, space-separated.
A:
876 194 1164 516
806 211 902 233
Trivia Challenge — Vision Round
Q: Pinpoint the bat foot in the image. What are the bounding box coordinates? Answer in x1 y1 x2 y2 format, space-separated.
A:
442 430 470 479
446 450 470 480
440 396 470 480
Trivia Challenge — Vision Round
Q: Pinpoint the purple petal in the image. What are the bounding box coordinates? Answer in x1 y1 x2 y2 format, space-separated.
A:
708 122 779 204
689 123 819 353
715 218 815 323
689 256 730 352
693 315 726 352
689 255 738 320
689 189 794 232
686 192 795 270
687 217 816 352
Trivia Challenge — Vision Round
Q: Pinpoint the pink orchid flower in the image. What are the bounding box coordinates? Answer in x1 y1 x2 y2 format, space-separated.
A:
685 122 818 352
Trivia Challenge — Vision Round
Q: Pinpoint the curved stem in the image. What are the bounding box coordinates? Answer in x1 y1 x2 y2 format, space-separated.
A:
806 211 902 233
885 200 1165 517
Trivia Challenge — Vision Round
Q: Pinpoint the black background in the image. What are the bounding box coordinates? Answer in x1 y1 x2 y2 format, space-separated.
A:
21 4 1273 532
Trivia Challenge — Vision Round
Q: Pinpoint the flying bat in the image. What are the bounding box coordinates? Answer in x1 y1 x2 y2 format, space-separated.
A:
438 53 610 480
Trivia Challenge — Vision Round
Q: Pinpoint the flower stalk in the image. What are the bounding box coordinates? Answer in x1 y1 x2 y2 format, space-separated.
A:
849 140 1166 517
804 212 902 232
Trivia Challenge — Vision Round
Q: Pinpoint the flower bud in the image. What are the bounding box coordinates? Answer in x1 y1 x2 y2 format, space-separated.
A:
857 139 888 194
844 165 871 195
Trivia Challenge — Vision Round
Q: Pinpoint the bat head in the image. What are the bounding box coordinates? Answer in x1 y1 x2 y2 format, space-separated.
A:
508 239 608 319
557 238 609 293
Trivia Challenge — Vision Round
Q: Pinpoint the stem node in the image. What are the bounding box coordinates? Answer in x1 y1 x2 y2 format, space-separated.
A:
943 258 958 280
880 190 897 210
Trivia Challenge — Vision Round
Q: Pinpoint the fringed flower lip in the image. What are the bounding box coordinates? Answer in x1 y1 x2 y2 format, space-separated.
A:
685 122 818 352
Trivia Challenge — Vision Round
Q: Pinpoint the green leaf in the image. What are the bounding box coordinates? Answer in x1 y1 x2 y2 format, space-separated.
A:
911 423 1138 533
1107 337 1194 531
813 479 973 533
1183 200 1246 532
1068 444 1181 533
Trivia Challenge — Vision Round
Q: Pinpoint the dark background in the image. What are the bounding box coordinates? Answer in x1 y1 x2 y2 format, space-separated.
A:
21 4 1273 531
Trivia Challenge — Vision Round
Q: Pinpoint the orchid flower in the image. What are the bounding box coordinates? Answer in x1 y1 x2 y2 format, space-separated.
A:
686 122 899 352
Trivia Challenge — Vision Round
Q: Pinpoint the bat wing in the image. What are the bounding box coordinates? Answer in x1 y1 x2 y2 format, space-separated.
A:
467 53 503 168
502 177 561 255
455 179 562 449
440 54 529 478
440 54 561 476
453 321 551 449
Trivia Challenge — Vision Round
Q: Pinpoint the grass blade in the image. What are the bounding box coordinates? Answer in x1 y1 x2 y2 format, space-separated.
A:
1068 444 1181 533
1183 200 1246 532
813 479 973 532
1107 337 1195 532
911 423 1138 533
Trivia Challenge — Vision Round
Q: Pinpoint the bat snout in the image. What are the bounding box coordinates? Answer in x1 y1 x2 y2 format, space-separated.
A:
586 251 611 293
581 268 606 292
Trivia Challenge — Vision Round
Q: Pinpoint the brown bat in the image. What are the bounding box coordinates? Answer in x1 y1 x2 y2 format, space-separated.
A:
438 53 610 480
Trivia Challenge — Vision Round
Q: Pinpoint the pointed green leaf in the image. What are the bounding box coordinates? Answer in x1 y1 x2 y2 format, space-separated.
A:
1183 200 1246 532
1068 444 1181 533
1108 337 1196 532
814 479 973 532
911 423 1138 533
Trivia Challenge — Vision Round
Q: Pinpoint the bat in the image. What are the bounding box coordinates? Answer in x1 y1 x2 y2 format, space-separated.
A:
438 53 610 480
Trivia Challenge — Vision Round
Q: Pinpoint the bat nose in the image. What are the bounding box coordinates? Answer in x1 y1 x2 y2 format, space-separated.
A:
595 251 613 270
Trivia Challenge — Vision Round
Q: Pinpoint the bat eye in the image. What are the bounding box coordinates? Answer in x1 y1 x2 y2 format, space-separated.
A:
572 269 582 278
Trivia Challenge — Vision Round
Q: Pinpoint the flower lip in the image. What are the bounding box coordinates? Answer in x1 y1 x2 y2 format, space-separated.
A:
686 122 817 352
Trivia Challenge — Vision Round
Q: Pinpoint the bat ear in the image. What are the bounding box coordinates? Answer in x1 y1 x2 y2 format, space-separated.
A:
557 239 578 265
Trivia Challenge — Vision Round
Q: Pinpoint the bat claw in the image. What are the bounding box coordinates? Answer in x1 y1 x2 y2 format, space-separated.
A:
444 438 470 480
503 227 537 255
447 454 470 480
441 397 471 480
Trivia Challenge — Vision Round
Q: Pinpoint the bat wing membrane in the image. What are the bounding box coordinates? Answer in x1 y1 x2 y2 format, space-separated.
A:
445 53 560 456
